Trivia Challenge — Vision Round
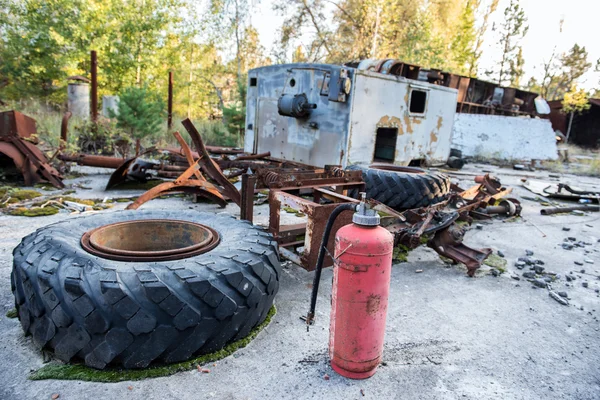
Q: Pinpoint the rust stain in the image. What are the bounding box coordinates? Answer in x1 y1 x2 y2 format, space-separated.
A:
366 294 381 315
436 116 443 131
377 115 403 129
430 131 438 143
403 115 413 134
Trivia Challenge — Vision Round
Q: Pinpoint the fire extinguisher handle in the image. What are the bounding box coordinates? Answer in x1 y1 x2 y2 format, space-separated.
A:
305 202 357 330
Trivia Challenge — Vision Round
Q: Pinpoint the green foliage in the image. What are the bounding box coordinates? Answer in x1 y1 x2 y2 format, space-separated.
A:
111 86 165 142
5 308 18 318
29 305 276 382
222 78 246 143
562 86 590 114
74 120 120 154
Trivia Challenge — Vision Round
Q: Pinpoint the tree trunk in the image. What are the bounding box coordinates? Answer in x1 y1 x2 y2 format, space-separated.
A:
565 111 574 144
234 0 242 83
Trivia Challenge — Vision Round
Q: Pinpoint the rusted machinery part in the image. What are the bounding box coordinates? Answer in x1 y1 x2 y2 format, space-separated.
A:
474 174 503 195
485 198 522 217
105 157 158 190
393 210 458 249
81 219 220 262
427 224 492 277
182 118 242 206
60 111 72 150
0 140 34 185
125 180 228 210
2 137 64 188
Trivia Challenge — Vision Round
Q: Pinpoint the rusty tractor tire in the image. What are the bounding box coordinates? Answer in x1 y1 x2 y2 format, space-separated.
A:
348 165 451 210
11 210 281 369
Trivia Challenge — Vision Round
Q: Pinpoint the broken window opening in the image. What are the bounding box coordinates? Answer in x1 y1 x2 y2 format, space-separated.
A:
373 128 398 163
409 89 427 115
250 77 257 87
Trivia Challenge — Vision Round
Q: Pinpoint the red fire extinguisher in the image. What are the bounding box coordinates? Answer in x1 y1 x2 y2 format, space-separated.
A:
306 193 394 379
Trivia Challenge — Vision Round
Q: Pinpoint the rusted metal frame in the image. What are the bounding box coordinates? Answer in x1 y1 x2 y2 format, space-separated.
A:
268 183 363 270
182 118 242 206
240 174 257 223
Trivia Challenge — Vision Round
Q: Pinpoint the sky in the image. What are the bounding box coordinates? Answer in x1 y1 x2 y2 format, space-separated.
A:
247 0 600 93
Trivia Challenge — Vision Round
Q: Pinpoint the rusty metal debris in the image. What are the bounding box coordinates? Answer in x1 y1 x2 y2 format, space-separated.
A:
0 111 64 188
55 116 519 277
352 59 541 117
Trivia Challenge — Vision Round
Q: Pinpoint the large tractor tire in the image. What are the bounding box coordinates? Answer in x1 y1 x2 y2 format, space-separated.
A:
11 210 281 369
348 165 451 210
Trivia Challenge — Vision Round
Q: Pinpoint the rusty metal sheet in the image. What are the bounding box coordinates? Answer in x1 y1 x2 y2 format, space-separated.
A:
0 110 37 141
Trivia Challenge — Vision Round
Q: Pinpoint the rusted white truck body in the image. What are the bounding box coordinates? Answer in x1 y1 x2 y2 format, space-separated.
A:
244 63 458 167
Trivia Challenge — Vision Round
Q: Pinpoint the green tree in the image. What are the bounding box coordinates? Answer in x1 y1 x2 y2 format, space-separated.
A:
562 85 590 142
111 86 165 153
492 0 528 86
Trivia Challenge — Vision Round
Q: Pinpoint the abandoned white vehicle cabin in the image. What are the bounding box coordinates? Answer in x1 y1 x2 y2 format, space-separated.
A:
244 63 458 168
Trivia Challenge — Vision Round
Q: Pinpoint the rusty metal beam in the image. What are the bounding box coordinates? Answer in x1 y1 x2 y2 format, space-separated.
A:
168 71 173 130
182 118 242 206
91 50 98 123
240 174 256 223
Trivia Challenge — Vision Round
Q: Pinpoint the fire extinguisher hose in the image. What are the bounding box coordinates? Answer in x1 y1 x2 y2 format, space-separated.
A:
305 202 357 329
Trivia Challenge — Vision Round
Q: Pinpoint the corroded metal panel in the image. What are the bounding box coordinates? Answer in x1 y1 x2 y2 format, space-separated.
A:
347 70 457 166
245 64 352 167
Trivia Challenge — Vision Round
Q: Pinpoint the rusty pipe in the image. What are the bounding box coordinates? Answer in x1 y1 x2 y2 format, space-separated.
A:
60 112 72 151
235 152 270 161
541 205 599 215
59 154 124 169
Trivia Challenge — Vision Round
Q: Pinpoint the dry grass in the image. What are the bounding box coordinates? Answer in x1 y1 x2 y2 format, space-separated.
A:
541 145 600 177
0 99 239 153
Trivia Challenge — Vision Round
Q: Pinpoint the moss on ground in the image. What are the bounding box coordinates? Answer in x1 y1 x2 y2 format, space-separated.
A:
5 308 17 318
483 253 507 272
29 306 276 382
0 188 43 201
393 244 412 263
9 207 59 217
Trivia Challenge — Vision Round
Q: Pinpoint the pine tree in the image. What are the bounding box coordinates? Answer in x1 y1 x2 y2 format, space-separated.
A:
111 86 165 154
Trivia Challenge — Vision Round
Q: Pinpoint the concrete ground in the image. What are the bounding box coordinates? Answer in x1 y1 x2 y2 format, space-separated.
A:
0 164 599 400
